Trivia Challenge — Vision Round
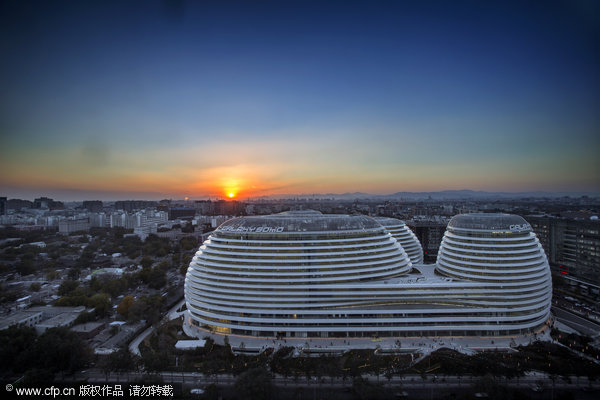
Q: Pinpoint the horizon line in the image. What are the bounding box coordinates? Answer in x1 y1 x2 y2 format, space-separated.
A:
3 188 600 203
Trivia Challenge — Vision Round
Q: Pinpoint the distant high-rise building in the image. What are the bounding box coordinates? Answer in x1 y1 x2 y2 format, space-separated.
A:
195 200 215 215
110 212 126 228
33 197 63 210
192 200 244 216
125 213 137 229
406 219 448 262
89 213 107 228
0 197 6 215
169 207 196 220
526 215 600 295
59 218 90 234
114 200 156 212
34 197 52 209
7 199 33 210
83 200 103 213
214 200 243 216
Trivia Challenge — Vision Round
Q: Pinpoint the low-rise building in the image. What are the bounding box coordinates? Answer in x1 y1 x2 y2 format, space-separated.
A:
35 312 80 334
71 321 106 339
0 311 43 331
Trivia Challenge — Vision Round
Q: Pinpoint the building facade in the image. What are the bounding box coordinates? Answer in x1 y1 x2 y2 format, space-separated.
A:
406 219 448 263
58 218 90 234
0 197 7 216
526 215 600 295
184 212 552 340
83 200 103 213
374 217 424 264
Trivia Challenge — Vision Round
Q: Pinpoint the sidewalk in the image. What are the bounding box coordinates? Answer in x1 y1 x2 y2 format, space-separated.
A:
183 314 552 356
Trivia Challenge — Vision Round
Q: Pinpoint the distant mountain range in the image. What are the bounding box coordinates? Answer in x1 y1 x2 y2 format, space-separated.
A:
252 190 600 201
6 189 599 203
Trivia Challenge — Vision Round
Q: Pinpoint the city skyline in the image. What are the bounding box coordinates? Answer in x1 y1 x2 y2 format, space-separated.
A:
1 1 599 200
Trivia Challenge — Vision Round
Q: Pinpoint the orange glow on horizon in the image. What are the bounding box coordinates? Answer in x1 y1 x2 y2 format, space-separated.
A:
4 143 595 199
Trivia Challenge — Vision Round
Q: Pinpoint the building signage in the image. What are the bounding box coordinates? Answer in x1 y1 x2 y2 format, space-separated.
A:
509 224 531 231
220 225 285 233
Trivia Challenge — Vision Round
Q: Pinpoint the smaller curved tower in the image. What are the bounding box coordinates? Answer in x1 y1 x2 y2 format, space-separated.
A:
436 213 552 333
375 217 424 264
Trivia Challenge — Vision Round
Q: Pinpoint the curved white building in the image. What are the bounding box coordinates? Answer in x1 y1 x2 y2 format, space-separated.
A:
375 217 424 264
184 212 552 340
435 213 552 333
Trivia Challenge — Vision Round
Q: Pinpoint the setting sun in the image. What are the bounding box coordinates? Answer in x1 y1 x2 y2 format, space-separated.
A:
228 192 235 198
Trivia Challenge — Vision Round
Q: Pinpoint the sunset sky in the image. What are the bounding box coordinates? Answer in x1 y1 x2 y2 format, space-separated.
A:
1 0 599 201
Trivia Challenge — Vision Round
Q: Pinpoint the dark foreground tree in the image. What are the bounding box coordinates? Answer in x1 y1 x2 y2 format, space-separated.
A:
141 350 169 372
34 327 92 374
0 326 37 373
234 367 273 400
352 376 386 400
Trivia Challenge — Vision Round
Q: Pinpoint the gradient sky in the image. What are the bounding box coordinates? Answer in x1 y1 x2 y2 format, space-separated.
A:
1 0 598 201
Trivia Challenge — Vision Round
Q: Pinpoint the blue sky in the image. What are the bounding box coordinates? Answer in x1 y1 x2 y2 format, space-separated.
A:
0 0 598 200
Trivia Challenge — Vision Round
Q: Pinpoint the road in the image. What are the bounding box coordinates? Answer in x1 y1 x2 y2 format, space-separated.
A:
552 306 600 337
128 298 186 356
70 369 600 397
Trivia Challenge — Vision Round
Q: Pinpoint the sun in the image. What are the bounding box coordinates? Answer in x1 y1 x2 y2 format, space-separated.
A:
227 192 235 198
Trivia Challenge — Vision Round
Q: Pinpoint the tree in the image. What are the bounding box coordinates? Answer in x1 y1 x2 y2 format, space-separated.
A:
157 260 170 271
68 267 80 280
147 267 166 289
128 295 163 324
128 300 147 322
58 280 79 296
0 326 38 373
92 275 127 297
89 293 111 316
74 311 96 325
352 376 386 400
22 368 55 385
472 374 509 400
30 282 41 292
141 350 169 372
142 235 172 257
139 266 166 289
117 296 135 317
179 264 188 276
34 327 92 373
181 222 194 233
140 256 154 269
46 270 59 280
234 367 273 400
180 236 198 251
122 235 142 259
109 347 138 373
17 259 36 276
201 384 219 400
